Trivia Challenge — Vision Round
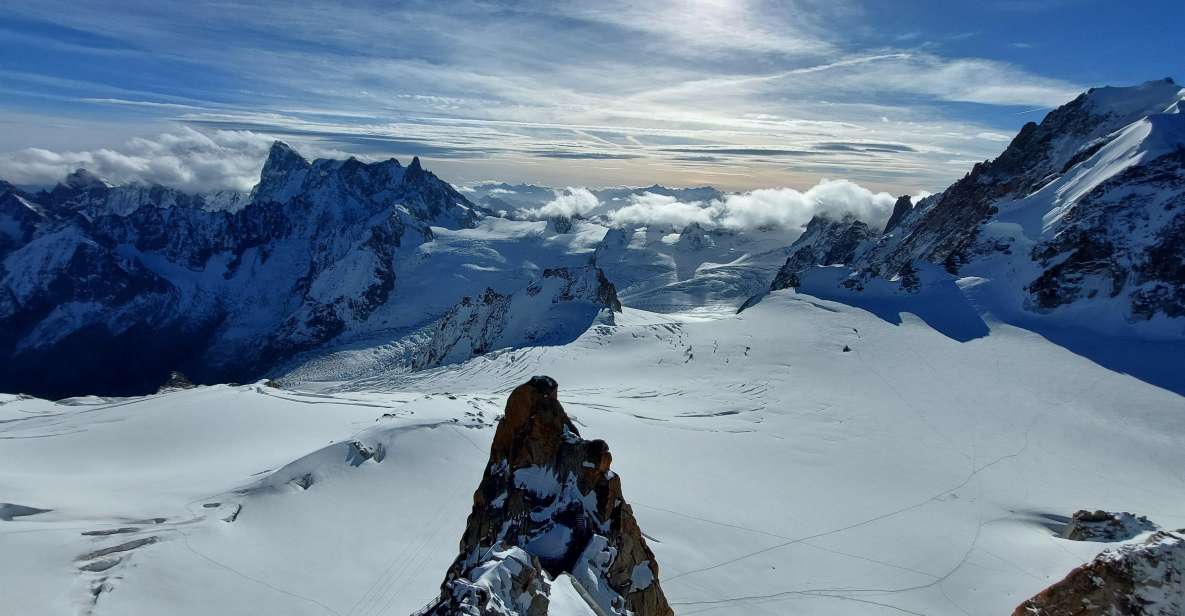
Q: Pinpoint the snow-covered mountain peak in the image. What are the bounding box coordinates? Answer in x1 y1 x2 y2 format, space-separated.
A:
263 139 308 171
1081 77 1183 121
251 141 314 204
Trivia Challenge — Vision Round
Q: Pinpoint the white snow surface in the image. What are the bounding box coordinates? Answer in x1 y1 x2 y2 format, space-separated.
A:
2 288 1183 616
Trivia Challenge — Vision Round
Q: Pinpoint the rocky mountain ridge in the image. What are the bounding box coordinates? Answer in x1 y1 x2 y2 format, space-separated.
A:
0 142 483 398
751 78 1185 335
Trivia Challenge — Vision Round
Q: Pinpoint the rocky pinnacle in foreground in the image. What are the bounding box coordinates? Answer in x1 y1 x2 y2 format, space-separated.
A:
427 376 672 616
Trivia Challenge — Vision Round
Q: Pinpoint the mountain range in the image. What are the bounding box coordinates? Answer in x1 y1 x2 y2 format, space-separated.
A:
3 78 1185 616
2 79 1184 402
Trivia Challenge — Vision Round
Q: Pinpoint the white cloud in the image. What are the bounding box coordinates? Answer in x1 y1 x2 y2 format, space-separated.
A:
607 193 717 228
719 179 897 231
517 187 601 219
0 127 276 192
605 179 898 233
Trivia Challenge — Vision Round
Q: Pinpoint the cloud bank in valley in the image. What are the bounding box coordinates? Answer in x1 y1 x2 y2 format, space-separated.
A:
516 188 600 220
604 179 899 233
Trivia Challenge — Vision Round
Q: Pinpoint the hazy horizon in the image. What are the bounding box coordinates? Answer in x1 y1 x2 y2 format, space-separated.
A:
2 1 1181 195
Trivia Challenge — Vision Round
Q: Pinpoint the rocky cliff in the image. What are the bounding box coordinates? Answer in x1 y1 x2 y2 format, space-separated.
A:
414 267 621 370
429 376 672 616
749 79 1185 334
767 215 878 292
1013 529 1184 615
0 142 481 397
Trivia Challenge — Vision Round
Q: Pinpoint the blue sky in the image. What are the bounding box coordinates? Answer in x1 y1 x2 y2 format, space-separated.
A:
0 0 1180 193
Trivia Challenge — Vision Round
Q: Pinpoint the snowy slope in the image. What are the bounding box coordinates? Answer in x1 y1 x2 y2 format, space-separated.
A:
753 79 1185 339
3 289 1183 616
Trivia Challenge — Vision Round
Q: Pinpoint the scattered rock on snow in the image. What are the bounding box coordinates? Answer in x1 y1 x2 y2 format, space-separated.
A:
157 371 195 392
1061 510 1158 542
0 502 51 520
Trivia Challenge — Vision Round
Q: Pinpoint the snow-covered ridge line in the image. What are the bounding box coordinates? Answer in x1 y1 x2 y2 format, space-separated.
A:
747 78 1185 337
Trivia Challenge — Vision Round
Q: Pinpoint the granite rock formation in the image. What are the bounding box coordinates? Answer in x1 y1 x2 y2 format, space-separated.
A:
430 376 672 616
1014 530 1184 615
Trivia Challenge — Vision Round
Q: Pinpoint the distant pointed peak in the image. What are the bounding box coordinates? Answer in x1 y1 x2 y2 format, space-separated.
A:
269 140 297 155
883 195 913 233
407 156 422 172
263 141 308 170
64 168 109 190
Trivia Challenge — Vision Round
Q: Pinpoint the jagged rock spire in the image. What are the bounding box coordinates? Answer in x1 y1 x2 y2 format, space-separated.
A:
882 195 912 233
430 376 672 616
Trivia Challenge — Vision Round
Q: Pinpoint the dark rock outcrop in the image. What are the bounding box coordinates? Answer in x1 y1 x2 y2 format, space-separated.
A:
1060 510 1158 542
882 195 913 233
157 371 196 392
414 266 621 370
768 215 877 291
430 376 672 616
1013 529 1184 615
1026 148 1185 318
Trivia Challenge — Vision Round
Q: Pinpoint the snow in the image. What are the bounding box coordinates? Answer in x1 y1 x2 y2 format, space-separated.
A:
548 575 601 616
515 466 561 497
3 84 1185 615
3 286 1183 615
1082 78 1184 122
630 561 655 591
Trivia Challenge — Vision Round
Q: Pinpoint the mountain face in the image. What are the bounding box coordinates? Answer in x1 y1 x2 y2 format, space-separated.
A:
429 376 672 616
593 223 796 314
1013 530 1184 616
753 79 1185 334
0 142 482 398
766 215 877 292
414 266 621 370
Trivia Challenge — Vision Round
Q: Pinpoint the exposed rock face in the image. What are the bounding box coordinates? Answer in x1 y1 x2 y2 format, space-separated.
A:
882 195 913 233
0 142 482 398
745 79 1185 332
431 376 672 616
1061 510 1158 542
414 266 621 369
1026 147 1185 318
858 79 1185 279
768 215 878 291
157 371 196 392
1013 530 1184 615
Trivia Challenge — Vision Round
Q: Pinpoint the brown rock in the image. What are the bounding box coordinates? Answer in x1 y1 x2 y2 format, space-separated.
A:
1013 530 1184 616
430 376 673 616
